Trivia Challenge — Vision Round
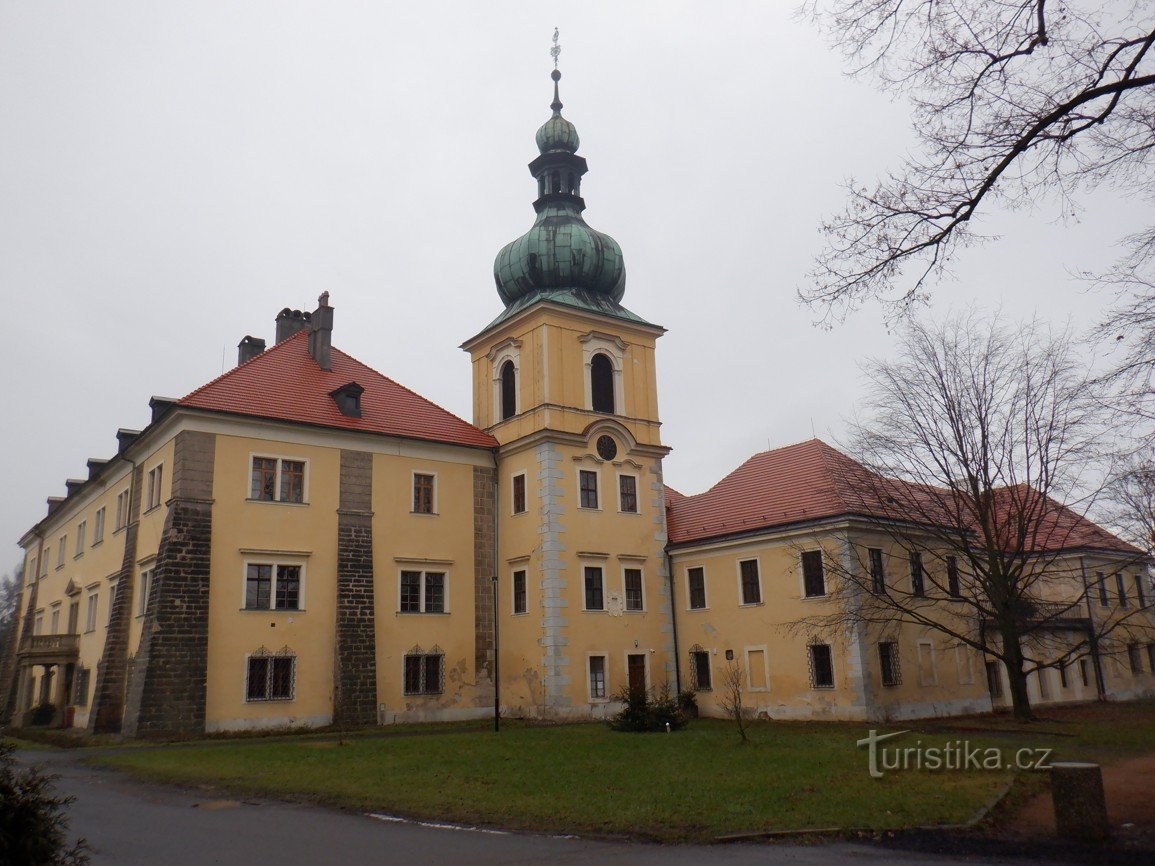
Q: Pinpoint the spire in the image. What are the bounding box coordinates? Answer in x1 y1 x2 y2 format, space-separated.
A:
550 28 563 115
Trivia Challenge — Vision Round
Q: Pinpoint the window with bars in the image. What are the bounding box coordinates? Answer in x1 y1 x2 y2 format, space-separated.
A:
412 473 435 514
579 470 599 509
512 473 527 514
739 559 761 605
250 457 305 503
512 569 527 615
868 548 886 594
246 649 295 702
801 551 826 598
909 552 926 597
687 567 707 610
399 570 445 613
689 646 712 691
584 566 604 611
245 564 302 610
808 643 835 689
878 641 901 687
618 475 638 513
624 568 643 611
403 647 444 695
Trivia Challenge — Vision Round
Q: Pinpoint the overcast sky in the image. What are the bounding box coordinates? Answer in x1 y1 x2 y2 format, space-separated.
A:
0 2 1147 566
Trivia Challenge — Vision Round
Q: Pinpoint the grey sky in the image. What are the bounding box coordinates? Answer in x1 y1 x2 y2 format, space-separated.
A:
0 1 1146 564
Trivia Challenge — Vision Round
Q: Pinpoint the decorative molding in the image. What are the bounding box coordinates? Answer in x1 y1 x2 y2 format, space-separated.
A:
239 548 313 558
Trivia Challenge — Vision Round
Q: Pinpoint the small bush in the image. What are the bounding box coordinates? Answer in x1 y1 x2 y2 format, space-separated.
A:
29 704 56 728
609 683 687 733
0 742 89 865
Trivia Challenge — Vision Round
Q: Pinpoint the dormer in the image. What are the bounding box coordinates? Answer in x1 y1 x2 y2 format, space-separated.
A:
329 381 365 418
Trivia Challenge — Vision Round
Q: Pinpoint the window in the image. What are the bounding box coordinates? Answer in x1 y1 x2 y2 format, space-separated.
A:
412 473 435 514
40 554 48 578
588 655 607 699
1079 658 1091 687
868 548 885 594
591 353 615 413
67 601 79 635
33 612 43 636
739 559 761 605
1147 644 1155 674
801 551 826 598
499 359 517 420
57 536 67 568
146 464 163 511
1137 575 1147 608
107 580 117 625
50 606 60 635
909 552 926 597
687 567 707 610
84 592 99 633
689 647 712 690
1116 573 1128 607
403 648 444 695
618 475 638 513
245 564 302 610
27 557 36 584
399 570 446 613
1058 661 1069 689
624 568 643 611
512 569 527 615
93 507 105 545
512 473 527 514
584 566 604 611
1097 572 1109 606
809 644 835 689
879 642 901 687
986 661 1003 698
246 650 295 702
1037 668 1050 700
138 567 155 617
1128 643 1143 676
917 640 937 686
946 556 961 597
75 522 86 557
115 489 130 530
250 457 305 504
74 668 90 707
579 470 599 509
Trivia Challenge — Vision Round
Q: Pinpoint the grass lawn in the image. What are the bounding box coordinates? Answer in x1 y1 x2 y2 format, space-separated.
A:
86 702 1155 842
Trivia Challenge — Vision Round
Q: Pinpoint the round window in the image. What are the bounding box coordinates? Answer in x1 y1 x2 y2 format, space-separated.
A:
596 435 618 461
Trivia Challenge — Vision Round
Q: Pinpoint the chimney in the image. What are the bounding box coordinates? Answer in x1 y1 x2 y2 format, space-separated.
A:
275 308 312 343
308 292 333 371
237 335 266 366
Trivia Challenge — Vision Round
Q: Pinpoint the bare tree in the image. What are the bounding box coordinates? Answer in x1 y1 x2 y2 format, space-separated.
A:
800 1 1155 321
1089 242 1155 427
1103 452 1155 560
802 313 1152 721
716 659 749 743
0 566 22 660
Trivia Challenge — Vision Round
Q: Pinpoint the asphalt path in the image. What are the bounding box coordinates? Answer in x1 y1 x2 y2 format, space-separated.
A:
20 748 1061 866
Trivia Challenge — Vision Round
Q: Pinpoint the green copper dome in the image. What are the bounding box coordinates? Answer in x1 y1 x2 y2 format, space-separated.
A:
494 68 627 308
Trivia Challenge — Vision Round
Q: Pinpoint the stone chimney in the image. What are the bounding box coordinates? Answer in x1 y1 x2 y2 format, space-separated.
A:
308 292 333 372
237 335 266 366
275 308 312 343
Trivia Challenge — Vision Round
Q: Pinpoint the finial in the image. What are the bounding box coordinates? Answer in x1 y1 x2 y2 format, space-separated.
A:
549 28 563 114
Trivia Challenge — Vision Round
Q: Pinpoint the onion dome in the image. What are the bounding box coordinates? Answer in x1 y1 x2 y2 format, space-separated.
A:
493 67 626 308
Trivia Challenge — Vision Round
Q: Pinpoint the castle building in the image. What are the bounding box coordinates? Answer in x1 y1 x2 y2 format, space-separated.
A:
3 66 1153 736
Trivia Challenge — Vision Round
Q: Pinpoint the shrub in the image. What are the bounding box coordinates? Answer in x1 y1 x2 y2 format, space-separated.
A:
609 682 687 733
0 742 89 865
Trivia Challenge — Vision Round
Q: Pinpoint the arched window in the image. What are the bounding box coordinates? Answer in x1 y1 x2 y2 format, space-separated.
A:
551 171 560 194
567 172 576 193
591 353 615 414
500 360 517 420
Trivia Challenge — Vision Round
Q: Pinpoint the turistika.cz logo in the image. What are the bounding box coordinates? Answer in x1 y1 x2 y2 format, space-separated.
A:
856 729 1054 779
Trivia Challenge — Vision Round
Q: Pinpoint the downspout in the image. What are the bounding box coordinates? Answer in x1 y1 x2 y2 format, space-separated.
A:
1078 556 1108 700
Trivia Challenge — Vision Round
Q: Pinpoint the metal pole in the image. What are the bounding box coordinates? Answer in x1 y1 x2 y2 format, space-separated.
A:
492 573 500 732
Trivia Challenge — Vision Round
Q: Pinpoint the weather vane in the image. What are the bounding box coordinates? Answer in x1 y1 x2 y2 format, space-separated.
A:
550 27 561 69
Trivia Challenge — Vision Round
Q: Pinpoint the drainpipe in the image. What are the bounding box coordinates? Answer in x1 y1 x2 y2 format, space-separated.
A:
492 449 500 731
666 549 681 694
1078 556 1108 700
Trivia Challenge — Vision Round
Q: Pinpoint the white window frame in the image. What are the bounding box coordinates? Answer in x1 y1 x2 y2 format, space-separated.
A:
411 470 439 515
616 472 639 514
511 568 528 616
248 454 309 504
115 488 130 530
622 565 645 612
744 645 770 692
808 642 836 689
93 506 106 545
49 604 61 635
686 565 708 611
579 331 626 413
27 555 37 584
145 463 164 512
74 521 87 557
577 467 601 511
799 550 827 599
138 566 156 617
56 536 67 569
242 560 307 611
244 649 297 703
487 338 522 423
587 653 609 702
84 588 99 633
106 578 118 626
582 564 606 612
34 611 44 636
737 557 763 606
916 639 938 686
511 471 528 515
397 568 449 614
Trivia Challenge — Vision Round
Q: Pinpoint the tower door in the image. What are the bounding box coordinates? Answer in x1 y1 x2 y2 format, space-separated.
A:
627 653 646 697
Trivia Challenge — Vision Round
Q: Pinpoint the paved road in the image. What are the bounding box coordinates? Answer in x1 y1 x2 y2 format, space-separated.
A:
23 749 1057 866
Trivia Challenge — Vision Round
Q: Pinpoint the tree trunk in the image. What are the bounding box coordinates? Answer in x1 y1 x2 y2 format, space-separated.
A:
1001 630 1035 722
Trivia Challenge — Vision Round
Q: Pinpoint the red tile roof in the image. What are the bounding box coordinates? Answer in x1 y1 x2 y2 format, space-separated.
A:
179 331 497 449
666 439 1141 557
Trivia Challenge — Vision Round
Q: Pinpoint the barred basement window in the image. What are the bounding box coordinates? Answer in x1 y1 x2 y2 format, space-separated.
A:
808 643 835 689
250 457 305 503
801 551 825 598
878 641 901 687
689 645 712 691
246 648 296 702
403 646 444 695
